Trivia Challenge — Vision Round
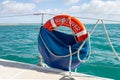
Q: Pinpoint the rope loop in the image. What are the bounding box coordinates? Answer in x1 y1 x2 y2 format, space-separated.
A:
77 32 91 63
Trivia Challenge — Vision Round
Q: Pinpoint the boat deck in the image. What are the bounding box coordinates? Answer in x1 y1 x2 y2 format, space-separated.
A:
0 59 112 80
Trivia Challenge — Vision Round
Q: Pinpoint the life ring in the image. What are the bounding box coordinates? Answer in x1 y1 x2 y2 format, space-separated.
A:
44 14 88 42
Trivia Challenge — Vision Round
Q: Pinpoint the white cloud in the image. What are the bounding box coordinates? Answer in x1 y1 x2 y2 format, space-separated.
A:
34 0 52 3
34 0 80 4
0 0 36 14
38 8 63 14
62 0 80 5
34 0 45 3
68 0 120 23
38 0 120 23
38 0 120 15
69 0 120 15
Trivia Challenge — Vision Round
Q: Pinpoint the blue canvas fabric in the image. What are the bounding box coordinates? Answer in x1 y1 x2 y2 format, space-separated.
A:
38 26 89 71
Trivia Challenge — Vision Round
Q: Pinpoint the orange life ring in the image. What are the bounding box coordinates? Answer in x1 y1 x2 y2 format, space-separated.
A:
44 14 88 42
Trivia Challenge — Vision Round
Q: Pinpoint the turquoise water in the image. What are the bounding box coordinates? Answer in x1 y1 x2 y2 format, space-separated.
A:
0 24 120 80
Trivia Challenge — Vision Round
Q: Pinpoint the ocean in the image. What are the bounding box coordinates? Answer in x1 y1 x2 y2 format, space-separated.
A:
0 24 120 80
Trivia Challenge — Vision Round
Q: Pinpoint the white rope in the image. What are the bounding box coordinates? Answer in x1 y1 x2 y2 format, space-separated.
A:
77 32 91 63
86 19 120 61
89 20 100 35
68 45 72 77
101 20 120 61
75 20 100 63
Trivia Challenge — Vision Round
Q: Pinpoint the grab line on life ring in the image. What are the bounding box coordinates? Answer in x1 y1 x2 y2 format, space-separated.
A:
44 14 88 42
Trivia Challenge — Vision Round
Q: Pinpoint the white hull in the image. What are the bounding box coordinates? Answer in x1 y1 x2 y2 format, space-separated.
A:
0 59 112 80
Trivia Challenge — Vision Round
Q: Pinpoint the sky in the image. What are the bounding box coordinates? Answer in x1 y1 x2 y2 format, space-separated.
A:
0 0 120 23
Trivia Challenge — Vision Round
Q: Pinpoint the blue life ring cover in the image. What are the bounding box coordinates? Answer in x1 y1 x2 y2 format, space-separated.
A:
38 26 89 71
